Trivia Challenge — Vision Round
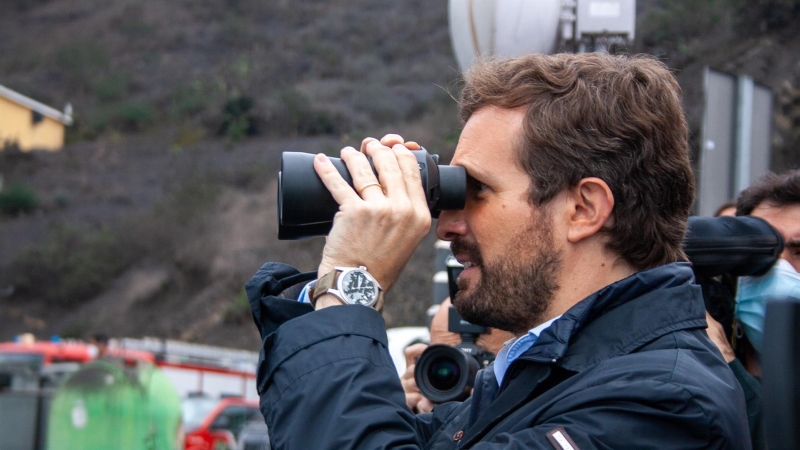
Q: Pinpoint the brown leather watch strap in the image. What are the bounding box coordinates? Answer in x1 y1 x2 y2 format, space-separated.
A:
310 269 339 308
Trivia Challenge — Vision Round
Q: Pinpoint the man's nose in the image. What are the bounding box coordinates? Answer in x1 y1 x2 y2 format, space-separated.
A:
436 209 467 241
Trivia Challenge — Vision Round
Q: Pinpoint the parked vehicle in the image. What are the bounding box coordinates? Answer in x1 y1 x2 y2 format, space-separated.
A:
237 420 270 450
46 359 183 450
0 338 154 450
1 336 261 450
183 395 261 450
117 337 259 400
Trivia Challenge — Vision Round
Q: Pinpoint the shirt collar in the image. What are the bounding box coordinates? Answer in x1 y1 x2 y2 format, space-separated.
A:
493 315 562 386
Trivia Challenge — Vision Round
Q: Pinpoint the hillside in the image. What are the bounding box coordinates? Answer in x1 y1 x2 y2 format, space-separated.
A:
1 0 798 349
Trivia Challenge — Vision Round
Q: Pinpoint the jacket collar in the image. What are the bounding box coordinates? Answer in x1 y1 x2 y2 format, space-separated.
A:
517 262 706 371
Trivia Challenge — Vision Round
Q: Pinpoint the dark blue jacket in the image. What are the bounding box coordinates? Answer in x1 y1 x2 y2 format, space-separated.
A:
247 262 751 449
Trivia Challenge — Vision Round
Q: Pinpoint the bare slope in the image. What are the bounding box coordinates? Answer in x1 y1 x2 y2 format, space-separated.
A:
1 0 798 349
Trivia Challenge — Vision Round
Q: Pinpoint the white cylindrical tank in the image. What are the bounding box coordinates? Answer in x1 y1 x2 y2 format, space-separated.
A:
448 0 563 72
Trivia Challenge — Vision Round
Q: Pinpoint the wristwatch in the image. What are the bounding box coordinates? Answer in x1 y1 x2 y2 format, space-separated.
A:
310 266 384 310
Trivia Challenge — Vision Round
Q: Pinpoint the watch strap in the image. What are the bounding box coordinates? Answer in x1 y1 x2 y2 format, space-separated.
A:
310 269 339 308
373 290 385 312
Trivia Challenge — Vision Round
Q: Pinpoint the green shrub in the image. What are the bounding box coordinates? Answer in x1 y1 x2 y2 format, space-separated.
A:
170 81 210 119
219 96 258 141
171 126 207 152
93 72 131 101
223 289 251 324
0 182 39 215
54 193 70 208
115 101 153 130
266 88 344 136
55 40 109 83
171 93 209 119
65 109 110 143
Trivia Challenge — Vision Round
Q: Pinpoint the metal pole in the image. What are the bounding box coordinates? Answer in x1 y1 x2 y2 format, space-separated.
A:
734 75 755 195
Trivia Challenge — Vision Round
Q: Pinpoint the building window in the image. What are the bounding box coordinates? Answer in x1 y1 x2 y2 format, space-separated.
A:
31 110 44 125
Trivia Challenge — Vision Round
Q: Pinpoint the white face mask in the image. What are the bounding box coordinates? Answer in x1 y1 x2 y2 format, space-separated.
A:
735 259 800 353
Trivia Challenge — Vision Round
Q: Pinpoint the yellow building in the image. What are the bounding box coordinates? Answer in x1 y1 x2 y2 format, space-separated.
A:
0 83 73 151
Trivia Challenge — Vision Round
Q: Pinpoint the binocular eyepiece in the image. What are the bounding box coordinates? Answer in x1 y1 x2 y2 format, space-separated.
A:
278 149 466 239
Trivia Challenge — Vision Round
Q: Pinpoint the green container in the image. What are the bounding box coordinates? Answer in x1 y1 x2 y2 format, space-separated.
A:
46 360 182 450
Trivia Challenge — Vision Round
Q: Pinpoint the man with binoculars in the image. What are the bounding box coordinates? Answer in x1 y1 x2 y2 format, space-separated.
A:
248 53 750 449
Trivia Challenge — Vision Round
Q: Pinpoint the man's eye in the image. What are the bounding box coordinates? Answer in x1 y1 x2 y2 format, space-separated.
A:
467 177 488 195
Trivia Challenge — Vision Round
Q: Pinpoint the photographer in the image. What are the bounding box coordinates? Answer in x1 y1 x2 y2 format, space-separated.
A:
248 53 750 449
401 298 512 413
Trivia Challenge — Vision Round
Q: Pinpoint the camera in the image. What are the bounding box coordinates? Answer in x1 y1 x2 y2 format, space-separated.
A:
277 149 466 239
414 257 496 403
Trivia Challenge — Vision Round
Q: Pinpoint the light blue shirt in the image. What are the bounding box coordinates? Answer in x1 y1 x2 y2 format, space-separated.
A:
297 282 314 303
493 315 561 386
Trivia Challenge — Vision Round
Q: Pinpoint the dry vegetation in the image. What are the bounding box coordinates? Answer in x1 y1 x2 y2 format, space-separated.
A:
0 0 461 348
0 0 798 349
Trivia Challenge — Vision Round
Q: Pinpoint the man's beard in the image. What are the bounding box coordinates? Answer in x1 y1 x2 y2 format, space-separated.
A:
451 212 562 336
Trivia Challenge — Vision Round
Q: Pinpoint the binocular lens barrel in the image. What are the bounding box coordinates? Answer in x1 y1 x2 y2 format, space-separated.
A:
278 150 466 239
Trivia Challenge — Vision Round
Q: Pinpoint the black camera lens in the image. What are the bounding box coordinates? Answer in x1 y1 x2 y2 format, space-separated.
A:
414 344 479 404
427 357 461 391
277 149 466 239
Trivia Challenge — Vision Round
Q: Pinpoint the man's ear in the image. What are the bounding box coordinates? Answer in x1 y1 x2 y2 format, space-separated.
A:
565 177 615 244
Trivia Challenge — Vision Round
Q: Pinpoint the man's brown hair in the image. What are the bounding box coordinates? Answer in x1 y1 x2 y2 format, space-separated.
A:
459 53 694 270
736 170 800 216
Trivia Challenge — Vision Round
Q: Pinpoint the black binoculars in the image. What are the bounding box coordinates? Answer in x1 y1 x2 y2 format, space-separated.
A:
278 149 466 239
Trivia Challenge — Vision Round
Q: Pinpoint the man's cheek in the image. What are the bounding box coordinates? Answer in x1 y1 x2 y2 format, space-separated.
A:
789 257 800 273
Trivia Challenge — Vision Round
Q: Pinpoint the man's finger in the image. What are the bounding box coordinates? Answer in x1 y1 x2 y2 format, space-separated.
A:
402 366 419 394
340 147 384 201
313 153 360 205
360 137 378 154
392 144 427 206
379 134 405 148
404 343 428 367
405 393 422 411
364 139 407 199
417 398 435 414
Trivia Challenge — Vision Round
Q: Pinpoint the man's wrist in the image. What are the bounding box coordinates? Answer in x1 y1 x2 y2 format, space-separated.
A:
314 293 344 310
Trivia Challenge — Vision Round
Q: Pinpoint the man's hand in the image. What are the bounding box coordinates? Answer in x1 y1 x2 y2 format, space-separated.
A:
705 311 736 363
401 343 435 413
313 135 431 309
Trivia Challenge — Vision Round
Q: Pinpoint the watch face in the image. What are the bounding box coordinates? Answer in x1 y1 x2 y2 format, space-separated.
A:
340 270 379 306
